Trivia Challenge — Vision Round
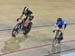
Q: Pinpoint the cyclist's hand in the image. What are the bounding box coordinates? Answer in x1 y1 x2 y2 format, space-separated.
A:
53 30 55 32
17 18 21 21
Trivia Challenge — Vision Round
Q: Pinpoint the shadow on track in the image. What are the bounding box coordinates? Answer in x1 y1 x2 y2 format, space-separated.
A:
1 35 28 52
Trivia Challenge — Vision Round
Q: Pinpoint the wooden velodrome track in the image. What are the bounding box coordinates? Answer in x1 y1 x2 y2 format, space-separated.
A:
0 0 75 56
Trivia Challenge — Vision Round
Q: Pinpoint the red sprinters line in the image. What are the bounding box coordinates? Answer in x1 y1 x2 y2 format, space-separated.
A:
0 39 75 56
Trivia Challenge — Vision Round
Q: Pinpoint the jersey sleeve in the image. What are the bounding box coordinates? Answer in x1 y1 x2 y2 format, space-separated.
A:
62 20 66 28
22 8 25 14
55 21 58 27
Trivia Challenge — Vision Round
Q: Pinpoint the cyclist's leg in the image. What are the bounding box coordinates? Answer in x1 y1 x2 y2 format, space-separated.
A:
55 26 62 44
58 28 64 43
59 31 63 40
23 22 32 34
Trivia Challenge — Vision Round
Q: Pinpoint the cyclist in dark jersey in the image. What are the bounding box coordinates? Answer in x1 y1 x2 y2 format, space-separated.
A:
17 7 34 27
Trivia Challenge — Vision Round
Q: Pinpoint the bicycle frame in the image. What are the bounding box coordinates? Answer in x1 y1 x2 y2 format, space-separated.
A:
53 29 62 44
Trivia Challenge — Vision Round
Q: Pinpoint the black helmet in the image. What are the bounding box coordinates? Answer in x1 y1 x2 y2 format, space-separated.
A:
57 18 62 21
24 6 28 11
24 6 27 9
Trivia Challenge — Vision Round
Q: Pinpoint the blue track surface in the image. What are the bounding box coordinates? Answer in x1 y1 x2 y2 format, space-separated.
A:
63 52 75 56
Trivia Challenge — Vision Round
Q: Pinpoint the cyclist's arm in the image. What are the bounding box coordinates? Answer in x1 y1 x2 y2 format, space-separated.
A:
62 20 67 30
19 8 25 19
19 14 23 19
53 22 58 32
55 21 58 28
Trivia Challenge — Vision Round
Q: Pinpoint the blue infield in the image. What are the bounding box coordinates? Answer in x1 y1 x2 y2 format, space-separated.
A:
63 52 75 56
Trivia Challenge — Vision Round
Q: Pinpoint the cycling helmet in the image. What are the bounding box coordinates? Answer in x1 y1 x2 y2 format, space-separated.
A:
24 7 28 11
57 18 62 21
